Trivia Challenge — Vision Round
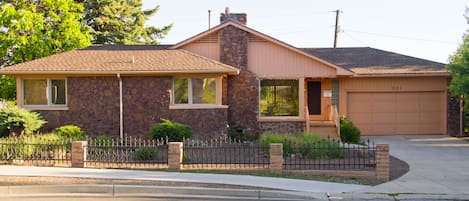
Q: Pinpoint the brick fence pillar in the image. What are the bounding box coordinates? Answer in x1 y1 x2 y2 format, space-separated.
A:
71 141 87 168
269 143 283 173
168 142 183 170
376 144 390 181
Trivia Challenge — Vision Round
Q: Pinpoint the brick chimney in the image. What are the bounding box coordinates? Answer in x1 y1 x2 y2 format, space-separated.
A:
220 7 247 25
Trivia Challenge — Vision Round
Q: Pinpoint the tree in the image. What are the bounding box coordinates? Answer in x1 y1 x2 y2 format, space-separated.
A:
447 9 469 135
447 35 469 112
77 0 172 44
0 0 92 100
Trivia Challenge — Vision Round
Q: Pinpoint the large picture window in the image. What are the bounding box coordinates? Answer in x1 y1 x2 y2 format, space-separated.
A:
260 79 299 117
173 77 217 105
23 79 67 106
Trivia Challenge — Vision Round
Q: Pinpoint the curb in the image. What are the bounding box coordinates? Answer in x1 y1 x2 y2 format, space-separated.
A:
0 184 329 200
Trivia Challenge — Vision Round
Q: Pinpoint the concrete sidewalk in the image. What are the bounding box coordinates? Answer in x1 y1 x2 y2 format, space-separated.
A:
0 165 366 194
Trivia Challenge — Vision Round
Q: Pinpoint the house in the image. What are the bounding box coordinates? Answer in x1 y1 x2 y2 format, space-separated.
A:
0 10 461 138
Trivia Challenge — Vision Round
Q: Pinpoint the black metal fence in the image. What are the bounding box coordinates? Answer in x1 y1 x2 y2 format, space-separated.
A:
283 139 376 170
86 136 168 169
0 136 71 167
182 137 269 170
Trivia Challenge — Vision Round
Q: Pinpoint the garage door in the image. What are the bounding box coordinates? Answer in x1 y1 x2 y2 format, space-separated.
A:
347 92 445 135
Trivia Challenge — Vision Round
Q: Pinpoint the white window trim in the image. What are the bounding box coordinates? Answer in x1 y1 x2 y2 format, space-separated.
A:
171 76 224 109
258 78 302 119
21 78 68 110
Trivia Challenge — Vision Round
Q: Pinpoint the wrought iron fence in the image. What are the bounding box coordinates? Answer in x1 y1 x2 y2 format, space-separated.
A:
0 136 71 167
182 137 269 170
86 136 168 169
283 139 376 170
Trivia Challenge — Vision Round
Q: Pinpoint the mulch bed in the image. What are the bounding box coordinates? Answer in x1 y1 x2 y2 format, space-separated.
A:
390 155 410 180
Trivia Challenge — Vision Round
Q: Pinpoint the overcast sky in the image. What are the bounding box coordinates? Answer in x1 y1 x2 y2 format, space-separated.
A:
143 0 469 63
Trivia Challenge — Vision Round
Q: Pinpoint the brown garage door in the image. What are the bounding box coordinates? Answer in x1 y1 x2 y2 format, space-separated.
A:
347 92 445 135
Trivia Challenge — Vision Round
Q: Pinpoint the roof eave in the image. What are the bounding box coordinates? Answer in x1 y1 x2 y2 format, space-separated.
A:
352 71 450 77
0 69 239 76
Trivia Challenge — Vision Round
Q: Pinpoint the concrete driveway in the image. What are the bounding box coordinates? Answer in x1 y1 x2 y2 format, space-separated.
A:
341 135 469 200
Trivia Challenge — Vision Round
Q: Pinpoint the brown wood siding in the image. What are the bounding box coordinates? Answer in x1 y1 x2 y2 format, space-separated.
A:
247 39 336 78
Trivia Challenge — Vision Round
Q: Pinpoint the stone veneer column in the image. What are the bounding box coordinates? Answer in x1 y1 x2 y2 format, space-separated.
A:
220 24 260 134
447 78 464 136
376 144 390 181
269 143 283 173
71 141 87 168
168 142 183 170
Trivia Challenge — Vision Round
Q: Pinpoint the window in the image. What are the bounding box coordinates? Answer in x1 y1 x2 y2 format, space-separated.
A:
23 79 67 106
260 79 299 117
173 77 217 105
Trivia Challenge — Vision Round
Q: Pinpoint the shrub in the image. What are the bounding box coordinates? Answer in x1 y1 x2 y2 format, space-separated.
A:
227 126 258 142
0 133 67 159
150 119 192 142
340 117 361 144
135 147 158 161
95 135 113 147
0 106 46 137
53 125 86 141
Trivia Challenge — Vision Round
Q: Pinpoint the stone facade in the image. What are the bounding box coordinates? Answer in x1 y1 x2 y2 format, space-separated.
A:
122 76 172 137
38 77 120 137
169 109 228 139
259 121 306 134
447 78 466 136
38 76 228 139
220 25 261 135
220 10 247 25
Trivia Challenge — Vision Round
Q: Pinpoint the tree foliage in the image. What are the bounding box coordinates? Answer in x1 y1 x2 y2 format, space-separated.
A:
77 0 172 44
0 0 92 100
447 10 469 112
0 0 91 66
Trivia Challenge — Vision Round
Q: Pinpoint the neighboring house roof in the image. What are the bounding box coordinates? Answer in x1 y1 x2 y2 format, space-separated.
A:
171 20 354 76
302 47 448 76
0 45 239 75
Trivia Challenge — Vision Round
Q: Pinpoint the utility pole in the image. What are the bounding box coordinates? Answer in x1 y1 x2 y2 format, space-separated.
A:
333 9 340 48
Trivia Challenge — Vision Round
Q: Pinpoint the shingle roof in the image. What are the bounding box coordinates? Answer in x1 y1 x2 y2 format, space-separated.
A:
301 47 447 75
0 45 238 75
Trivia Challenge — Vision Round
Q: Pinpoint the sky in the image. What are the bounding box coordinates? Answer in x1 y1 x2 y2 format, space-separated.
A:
143 0 469 63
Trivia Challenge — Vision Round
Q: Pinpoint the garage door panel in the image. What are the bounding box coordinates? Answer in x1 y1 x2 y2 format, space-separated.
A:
373 101 396 112
371 124 395 134
397 124 420 134
420 111 442 123
347 91 445 135
348 113 372 124
396 113 419 123
372 113 396 123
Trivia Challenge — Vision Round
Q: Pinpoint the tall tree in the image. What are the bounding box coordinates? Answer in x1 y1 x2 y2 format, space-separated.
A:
0 0 92 100
78 0 172 44
446 8 469 135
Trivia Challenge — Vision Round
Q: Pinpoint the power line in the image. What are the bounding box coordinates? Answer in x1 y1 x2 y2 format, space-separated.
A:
344 29 457 45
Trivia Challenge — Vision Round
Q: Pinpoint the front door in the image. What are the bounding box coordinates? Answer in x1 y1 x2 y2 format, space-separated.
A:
308 82 321 115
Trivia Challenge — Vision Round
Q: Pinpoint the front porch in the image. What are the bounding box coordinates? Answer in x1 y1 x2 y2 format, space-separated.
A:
304 78 340 139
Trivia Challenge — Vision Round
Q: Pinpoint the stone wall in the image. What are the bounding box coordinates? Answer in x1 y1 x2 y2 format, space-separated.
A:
38 76 228 139
220 25 260 135
39 77 120 137
122 76 172 137
169 109 228 139
259 121 306 134
447 78 465 136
